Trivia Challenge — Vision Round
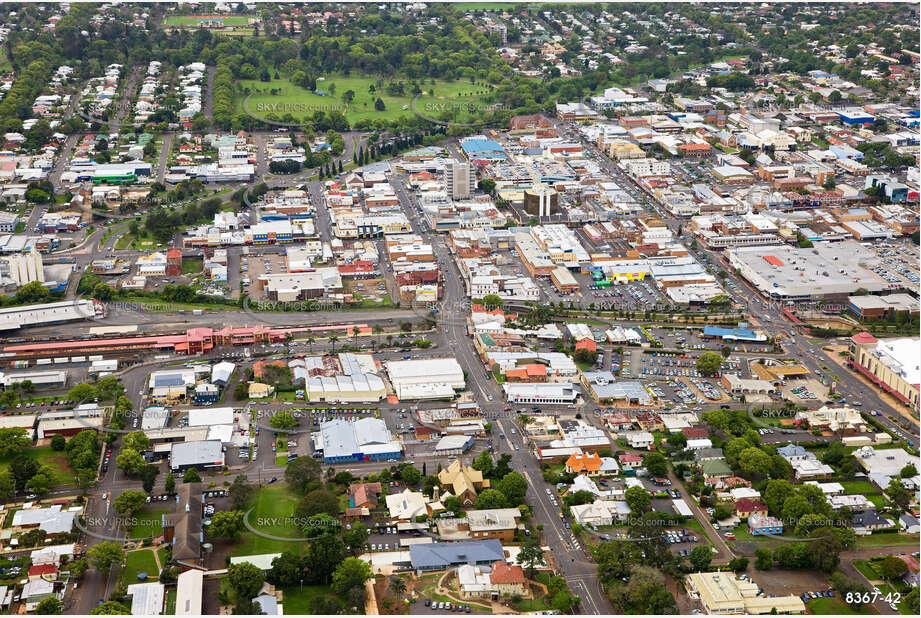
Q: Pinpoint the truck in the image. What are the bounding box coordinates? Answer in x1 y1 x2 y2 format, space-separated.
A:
192 309 204 316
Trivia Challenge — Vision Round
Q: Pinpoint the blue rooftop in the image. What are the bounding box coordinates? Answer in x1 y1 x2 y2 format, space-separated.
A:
409 540 504 570
460 138 506 160
702 325 762 341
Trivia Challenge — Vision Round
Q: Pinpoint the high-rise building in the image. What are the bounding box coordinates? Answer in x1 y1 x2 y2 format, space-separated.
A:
444 160 476 200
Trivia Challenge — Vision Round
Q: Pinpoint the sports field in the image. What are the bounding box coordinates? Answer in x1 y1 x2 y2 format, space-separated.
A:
237 74 496 126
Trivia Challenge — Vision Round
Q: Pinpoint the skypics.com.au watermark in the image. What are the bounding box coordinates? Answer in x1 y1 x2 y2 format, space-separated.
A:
254 102 347 114
76 515 166 542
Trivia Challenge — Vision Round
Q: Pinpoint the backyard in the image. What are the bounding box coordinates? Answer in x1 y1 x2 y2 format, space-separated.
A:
123 548 159 584
128 507 169 539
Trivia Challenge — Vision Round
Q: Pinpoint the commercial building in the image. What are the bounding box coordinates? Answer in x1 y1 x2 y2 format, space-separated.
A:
686 572 805 614
409 540 505 574
728 242 902 301
444 160 476 200
385 358 465 400
847 294 919 320
126 582 165 616
849 333 920 412
1 248 44 287
580 372 653 406
169 440 225 472
502 382 577 404
292 354 387 403
175 570 203 616
438 508 522 542
315 418 401 463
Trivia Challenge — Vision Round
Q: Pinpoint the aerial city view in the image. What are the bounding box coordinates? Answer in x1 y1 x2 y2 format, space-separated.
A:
0 1 918 616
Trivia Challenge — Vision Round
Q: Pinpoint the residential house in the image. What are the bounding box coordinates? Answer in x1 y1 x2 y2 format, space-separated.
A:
748 512 784 536
734 499 768 519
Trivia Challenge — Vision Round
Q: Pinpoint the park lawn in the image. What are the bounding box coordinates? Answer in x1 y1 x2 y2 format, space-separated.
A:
236 74 493 126
165 15 253 26
840 480 877 494
280 584 332 614
275 454 289 466
0 446 71 485
181 257 203 275
807 597 868 614
233 485 303 556
124 549 159 584
115 230 161 250
129 508 169 539
855 532 920 548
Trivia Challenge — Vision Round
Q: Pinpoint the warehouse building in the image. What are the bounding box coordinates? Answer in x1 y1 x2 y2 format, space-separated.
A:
385 358 465 400
0 299 106 332
687 572 805 614
169 440 225 472
0 370 66 390
847 294 919 320
315 417 402 463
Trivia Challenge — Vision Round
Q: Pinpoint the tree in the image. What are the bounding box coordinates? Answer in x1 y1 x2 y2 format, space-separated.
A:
480 294 503 310
286 456 322 493
696 351 723 376
26 470 53 496
228 562 265 604
728 557 749 572
475 489 507 510
208 510 246 540
374 97 386 111
0 427 31 456
228 475 254 509
344 522 370 553
592 540 642 583
307 534 345 584
0 471 15 501
472 451 494 477
67 383 99 403
389 575 406 602
113 490 147 517
164 473 176 494
50 434 67 451
116 448 146 477
643 452 668 477
754 548 773 570
738 447 773 479
88 541 124 573
609 565 677 614
878 555 909 580
296 489 340 517
624 485 651 514
688 545 713 571
400 465 421 487
182 468 201 483
496 472 527 506
331 557 373 600
763 479 794 515
516 538 544 578
90 601 131 615
140 465 159 494
900 464 918 478
35 597 62 614
270 410 298 430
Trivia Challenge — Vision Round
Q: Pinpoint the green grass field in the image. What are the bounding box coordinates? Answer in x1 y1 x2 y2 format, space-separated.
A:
807 597 870 614
129 508 169 539
233 485 303 556
855 532 920 548
280 584 332 614
237 75 494 126
124 549 159 583
840 480 877 494
0 446 71 485
165 15 253 26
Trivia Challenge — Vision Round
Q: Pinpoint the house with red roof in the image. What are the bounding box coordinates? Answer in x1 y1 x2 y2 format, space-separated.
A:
734 498 769 518
489 561 527 596
618 453 644 471
505 363 548 383
27 564 58 581
682 427 710 439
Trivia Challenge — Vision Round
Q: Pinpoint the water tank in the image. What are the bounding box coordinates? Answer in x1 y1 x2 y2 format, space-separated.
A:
202 543 213 554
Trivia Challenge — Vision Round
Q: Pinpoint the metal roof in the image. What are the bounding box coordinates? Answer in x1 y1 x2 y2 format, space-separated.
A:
409 540 504 569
